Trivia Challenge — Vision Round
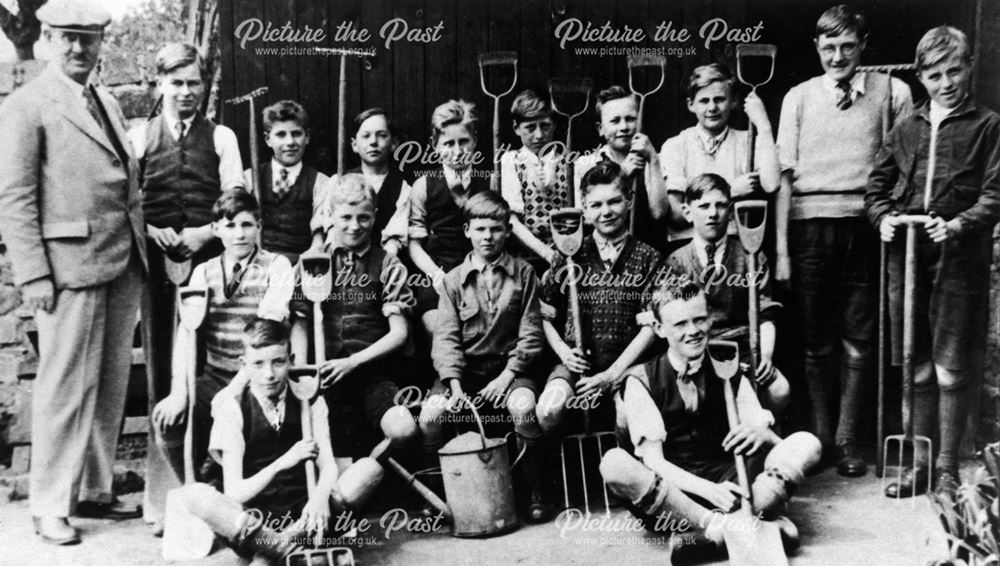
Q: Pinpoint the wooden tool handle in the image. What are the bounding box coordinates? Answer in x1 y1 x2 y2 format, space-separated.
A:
313 303 326 365
746 250 761 385
300 399 317 493
746 121 756 174
338 54 347 175
492 104 501 192
385 458 451 520
183 326 197 484
722 378 753 504
902 223 917 438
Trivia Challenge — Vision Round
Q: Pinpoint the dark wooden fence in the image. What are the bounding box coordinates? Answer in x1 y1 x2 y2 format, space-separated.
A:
218 0 988 176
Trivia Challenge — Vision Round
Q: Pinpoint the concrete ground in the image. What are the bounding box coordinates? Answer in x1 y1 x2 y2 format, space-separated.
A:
0 464 954 566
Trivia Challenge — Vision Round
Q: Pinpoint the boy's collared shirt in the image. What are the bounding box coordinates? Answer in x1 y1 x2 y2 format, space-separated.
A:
432 252 543 382
867 97 1000 236
189 246 295 322
271 159 303 188
250 383 287 430
326 242 415 317
127 116 245 191
247 164 331 235
691 233 727 269
592 230 628 269
622 351 773 450
821 72 866 106
208 381 330 464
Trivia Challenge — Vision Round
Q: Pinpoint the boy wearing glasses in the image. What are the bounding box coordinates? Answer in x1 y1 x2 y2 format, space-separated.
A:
775 5 912 478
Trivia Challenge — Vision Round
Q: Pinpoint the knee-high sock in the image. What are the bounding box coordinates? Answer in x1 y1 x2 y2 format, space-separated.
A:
804 348 834 447
835 352 868 446
936 383 968 474
912 381 937 466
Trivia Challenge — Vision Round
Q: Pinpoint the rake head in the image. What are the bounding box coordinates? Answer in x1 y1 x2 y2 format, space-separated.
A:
550 208 584 257
881 434 933 500
734 200 768 255
224 86 268 106
477 51 519 99
560 427 619 516
286 547 355 566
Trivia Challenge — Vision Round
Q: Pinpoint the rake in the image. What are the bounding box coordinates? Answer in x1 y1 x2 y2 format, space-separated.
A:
735 44 777 174
225 87 269 197
551 208 618 515
548 78 593 207
858 62 916 477
733 200 768 385
315 47 374 175
478 51 519 192
882 214 934 499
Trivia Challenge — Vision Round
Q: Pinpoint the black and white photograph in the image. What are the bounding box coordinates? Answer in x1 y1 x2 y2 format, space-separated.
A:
0 0 998 564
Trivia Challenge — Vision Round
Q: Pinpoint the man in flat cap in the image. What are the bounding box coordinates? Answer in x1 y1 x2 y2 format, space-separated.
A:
0 0 147 545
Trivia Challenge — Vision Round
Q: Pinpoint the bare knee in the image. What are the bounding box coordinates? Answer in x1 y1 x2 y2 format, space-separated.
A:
507 388 538 431
536 381 572 432
599 447 651 498
418 394 448 435
841 337 871 362
421 311 437 338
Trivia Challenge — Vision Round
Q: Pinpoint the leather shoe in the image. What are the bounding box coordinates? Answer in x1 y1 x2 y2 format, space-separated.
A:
33 516 80 546
526 488 550 524
884 467 930 498
934 469 960 495
76 498 142 520
836 443 867 477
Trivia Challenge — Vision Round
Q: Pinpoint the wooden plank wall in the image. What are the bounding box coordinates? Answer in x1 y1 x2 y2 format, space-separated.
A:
218 0 982 177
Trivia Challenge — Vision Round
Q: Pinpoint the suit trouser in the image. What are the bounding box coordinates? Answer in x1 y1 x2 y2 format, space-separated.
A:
29 253 142 517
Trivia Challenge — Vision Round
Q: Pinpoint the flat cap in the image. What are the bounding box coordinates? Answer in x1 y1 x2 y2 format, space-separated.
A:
37 0 111 31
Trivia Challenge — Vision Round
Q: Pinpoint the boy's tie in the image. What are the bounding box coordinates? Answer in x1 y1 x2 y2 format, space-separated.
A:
225 261 243 298
703 242 719 286
677 364 703 414
835 80 853 110
274 167 290 198
175 120 186 141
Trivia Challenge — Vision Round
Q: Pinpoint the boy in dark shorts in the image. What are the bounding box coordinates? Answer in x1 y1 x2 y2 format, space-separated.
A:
866 26 1000 495
418 191 548 521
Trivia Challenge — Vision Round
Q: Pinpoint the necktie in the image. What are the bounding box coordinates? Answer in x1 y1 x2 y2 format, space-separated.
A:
274 167 290 198
83 87 103 127
175 120 186 141
225 261 242 297
699 128 728 156
677 365 701 414
483 265 502 313
835 80 853 110
703 242 718 287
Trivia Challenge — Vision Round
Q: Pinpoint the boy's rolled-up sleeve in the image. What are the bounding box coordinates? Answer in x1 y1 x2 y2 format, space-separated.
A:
623 371 667 448
380 179 412 248
208 395 245 464
408 176 430 241
504 267 544 377
380 252 415 317
776 88 801 174
431 275 465 382
258 254 294 322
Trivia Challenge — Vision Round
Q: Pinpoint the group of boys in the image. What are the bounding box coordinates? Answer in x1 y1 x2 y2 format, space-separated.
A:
5 0 996 563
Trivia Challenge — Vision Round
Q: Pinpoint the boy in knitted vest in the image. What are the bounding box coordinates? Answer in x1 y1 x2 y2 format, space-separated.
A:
537 161 661 437
150 190 294 481
775 4 912 478
866 26 1000 496
499 90 571 272
246 100 330 265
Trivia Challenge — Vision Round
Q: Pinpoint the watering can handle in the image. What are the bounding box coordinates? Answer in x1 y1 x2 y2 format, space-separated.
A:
466 401 489 452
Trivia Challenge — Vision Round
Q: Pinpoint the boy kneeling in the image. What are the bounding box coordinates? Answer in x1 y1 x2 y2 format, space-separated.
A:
176 319 379 565
600 283 820 549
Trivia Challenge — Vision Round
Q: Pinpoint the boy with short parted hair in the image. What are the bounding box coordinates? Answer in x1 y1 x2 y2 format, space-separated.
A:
660 63 781 240
408 99 490 339
776 4 913 477
247 99 330 265
866 26 1000 495
131 42 246 526
150 190 294 503
291 173 419 463
500 90 571 269
343 107 412 256
599 282 820 547
575 86 669 253
538 161 661 435
176 318 347 564
418 190 549 521
667 173 789 413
